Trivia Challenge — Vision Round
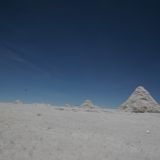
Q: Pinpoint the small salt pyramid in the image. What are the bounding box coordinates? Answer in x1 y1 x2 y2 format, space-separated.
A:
120 86 160 113
81 99 95 109
14 99 23 104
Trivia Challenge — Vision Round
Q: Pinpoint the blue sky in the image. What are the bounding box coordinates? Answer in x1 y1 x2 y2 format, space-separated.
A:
0 0 160 107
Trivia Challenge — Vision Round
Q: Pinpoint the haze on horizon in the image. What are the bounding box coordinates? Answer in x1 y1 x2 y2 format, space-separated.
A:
0 0 160 107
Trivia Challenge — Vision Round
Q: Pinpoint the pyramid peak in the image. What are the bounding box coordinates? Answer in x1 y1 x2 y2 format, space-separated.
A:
84 99 93 103
133 86 150 94
135 86 146 91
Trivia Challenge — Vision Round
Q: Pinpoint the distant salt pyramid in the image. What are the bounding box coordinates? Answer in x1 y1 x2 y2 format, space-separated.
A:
81 99 95 109
121 86 160 113
14 99 23 104
64 104 72 108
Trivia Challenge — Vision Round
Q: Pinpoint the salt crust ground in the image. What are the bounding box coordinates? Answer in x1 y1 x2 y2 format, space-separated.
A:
0 103 160 160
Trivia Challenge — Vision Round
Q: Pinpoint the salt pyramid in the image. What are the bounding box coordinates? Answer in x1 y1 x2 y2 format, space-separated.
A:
81 99 95 109
120 86 160 113
14 99 24 104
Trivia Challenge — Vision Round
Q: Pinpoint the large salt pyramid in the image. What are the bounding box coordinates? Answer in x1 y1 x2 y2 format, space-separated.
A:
81 99 95 109
121 86 160 113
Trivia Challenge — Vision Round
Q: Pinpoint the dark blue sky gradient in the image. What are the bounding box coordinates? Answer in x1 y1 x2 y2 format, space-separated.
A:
0 0 160 107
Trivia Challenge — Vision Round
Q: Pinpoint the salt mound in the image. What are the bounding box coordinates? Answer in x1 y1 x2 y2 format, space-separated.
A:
120 86 160 113
65 104 72 108
81 99 95 109
14 99 24 104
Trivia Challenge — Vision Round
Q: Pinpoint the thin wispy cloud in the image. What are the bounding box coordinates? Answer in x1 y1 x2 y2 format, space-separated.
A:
0 41 46 74
1 42 65 82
